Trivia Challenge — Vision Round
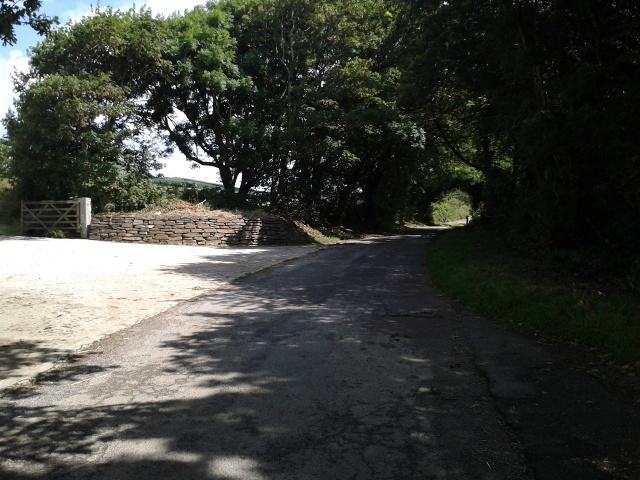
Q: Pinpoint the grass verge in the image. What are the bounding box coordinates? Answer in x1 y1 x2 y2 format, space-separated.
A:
427 227 640 365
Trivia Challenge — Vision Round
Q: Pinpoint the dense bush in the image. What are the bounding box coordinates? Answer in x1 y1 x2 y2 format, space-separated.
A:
179 185 268 212
428 190 472 225
0 178 20 234
98 173 169 213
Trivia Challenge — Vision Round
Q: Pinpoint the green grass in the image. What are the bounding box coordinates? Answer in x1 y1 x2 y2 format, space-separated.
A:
427 228 640 364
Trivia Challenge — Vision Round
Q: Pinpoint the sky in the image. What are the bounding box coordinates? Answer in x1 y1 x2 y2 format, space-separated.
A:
0 0 215 182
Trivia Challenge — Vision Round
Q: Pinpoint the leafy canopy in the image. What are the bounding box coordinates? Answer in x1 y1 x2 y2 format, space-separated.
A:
4 74 163 212
0 0 57 45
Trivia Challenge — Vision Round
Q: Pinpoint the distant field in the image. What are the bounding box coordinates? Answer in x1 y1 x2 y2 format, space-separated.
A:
152 177 224 189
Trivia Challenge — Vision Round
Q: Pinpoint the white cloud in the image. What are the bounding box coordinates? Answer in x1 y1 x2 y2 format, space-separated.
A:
0 50 29 136
153 152 219 182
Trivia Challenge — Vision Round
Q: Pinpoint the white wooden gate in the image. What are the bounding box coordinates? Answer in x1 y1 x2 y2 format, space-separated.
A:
21 198 91 238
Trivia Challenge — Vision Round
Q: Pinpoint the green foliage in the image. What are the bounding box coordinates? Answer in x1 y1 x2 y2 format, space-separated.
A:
4 74 162 213
428 190 472 225
5 0 430 227
428 228 640 364
226 0 427 228
151 176 266 211
395 0 640 255
180 185 267 211
150 3 258 192
0 139 10 177
4 8 172 214
45 229 68 239
98 172 167 213
0 177 20 235
28 7 167 99
0 138 19 234
0 0 57 45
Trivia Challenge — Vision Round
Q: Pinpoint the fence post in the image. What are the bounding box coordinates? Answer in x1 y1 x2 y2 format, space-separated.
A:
78 197 92 239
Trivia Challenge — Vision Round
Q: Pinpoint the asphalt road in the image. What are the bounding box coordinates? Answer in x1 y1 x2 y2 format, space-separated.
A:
1 231 639 479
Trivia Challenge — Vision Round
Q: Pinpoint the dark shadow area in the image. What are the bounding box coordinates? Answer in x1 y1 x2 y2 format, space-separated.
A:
0 341 66 377
1 342 118 400
34 355 118 386
1 231 637 479
0 344 119 392
0 341 83 392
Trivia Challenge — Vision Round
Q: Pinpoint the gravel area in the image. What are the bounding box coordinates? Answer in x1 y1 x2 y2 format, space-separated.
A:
0 236 321 391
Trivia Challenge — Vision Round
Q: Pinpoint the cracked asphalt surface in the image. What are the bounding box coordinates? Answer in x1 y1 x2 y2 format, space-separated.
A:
1 231 639 479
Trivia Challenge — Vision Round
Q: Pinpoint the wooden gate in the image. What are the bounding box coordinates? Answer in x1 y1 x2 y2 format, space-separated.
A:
21 200 81 236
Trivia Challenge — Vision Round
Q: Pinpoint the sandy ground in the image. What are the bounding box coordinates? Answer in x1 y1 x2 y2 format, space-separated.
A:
0 236 321 391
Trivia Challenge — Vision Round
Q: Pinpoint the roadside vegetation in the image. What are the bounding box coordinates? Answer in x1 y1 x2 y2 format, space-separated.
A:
0 178 19 235
428 190 472 225
428 227 640 366
0 142 19 235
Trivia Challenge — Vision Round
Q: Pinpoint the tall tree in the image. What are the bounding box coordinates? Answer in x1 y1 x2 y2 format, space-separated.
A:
149 4 259 192
224 0 422 225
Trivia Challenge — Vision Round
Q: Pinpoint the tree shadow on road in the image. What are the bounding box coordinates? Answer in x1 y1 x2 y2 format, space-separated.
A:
1 341 118 400
0 234 462 479
1 232 637 479
0 341 65 378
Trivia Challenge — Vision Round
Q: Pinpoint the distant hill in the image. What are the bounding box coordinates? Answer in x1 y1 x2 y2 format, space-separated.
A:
152 177 225 189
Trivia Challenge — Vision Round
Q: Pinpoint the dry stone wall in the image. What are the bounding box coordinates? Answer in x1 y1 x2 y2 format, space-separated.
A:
89 213 291 246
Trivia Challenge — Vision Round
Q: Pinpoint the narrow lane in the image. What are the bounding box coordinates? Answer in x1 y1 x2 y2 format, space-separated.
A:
0 233 546 478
